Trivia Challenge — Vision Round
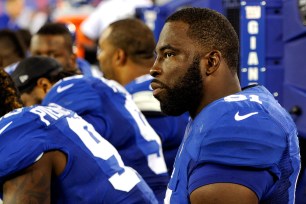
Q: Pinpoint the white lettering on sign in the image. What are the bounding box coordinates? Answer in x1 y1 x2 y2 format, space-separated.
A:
245 6 261 19
248 52 259 65
245 6 262 82
250 36 257 50
248 20 259 34
248 67 259 81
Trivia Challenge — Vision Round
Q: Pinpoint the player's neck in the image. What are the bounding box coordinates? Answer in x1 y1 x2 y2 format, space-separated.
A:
191 75 241 119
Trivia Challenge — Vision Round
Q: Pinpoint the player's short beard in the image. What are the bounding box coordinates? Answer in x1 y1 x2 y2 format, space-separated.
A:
160 56 203 116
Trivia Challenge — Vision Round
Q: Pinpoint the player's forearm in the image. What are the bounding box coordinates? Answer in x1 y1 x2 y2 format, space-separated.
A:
3 171 51 204
3 160 51 204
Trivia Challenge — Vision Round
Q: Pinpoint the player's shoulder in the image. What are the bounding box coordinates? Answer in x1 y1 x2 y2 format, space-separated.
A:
125 74 153 94
0 107 30 135
230 85 295 133
197 85 288 130
0 106 48 133
0 104 74 145
1 104 73 131
46 75 87 98
53 75 94 89
96 77 132 98
190 85 289 145
43 75 101 105
0 104 72 180
187 86 295 167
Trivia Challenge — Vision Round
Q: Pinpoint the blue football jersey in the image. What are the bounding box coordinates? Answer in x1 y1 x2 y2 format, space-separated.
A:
76 58 99 77
42 75 169 202
0 103 158 203
125 74 189 174
165 85 300 204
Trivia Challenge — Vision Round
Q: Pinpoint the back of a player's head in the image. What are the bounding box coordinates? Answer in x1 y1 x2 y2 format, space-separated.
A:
166 7 239 73
11 56 66 93
0 69 23 117
36 23 74 53
0 29 27 60
107 18 156 64
15 28 32 49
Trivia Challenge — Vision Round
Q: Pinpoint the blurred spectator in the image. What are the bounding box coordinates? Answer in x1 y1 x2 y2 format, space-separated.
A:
78 0 153 66
0 29 26 74
80 0 153 41
0 0 48 34
52 0 95 21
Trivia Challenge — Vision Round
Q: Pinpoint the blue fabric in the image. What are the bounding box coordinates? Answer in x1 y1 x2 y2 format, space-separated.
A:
0 14 19 30
188 163 274 200
42 76 169 203
0 104 158 203
166 85 300 204
76 58 93 76
296 167 306 204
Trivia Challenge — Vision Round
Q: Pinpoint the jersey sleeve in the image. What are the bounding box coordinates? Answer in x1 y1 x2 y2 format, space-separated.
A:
187 104 288 179
188 163 274 200
0 119 52 184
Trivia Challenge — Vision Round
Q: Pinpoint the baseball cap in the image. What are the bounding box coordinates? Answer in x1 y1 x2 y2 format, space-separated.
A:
11 56 63 93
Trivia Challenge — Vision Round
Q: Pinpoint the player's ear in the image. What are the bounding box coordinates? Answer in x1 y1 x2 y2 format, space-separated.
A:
115 48 127 66
36 78 53 94
205 50 221 76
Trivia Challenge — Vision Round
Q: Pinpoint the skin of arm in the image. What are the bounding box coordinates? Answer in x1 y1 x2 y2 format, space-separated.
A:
190 183 259 204
3 151 66 204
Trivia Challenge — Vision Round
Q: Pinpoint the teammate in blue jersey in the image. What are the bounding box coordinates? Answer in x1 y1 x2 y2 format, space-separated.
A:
11 56 169 202
0 68 158 203
98 18 189 174
125 74 189 174
149 8 300 204
30 22 98 76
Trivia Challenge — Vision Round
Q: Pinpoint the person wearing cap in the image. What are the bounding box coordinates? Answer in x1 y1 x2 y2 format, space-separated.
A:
11 56 169 202
0 68 158 203
12 56 68 105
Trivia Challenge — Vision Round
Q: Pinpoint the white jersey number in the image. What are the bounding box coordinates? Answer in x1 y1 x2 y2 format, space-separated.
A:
103 78 168 175
67 115 141 192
